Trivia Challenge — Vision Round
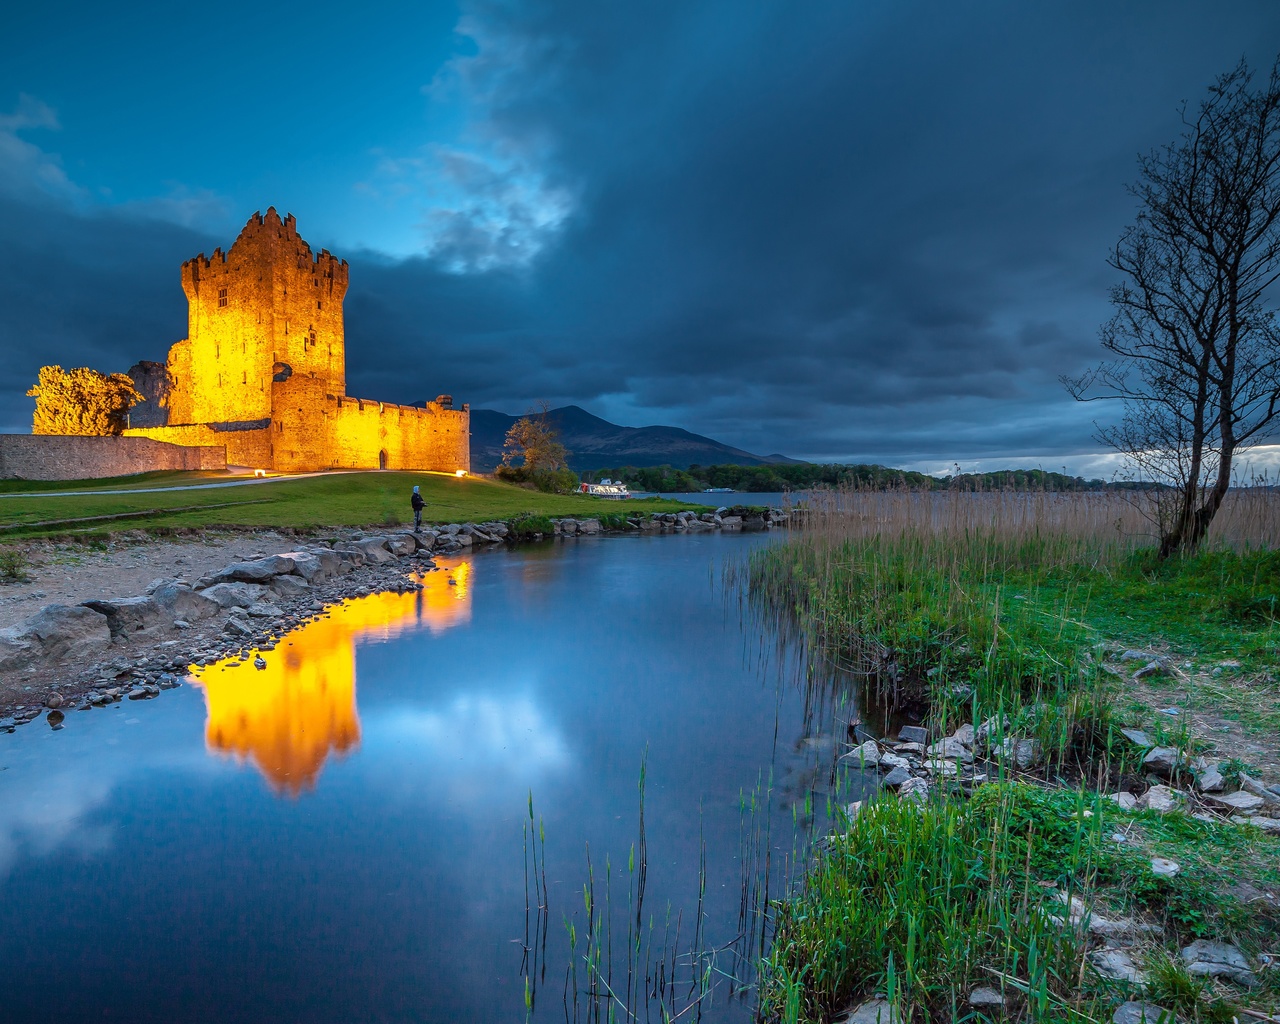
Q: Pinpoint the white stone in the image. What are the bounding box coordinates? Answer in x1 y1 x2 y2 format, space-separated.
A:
838 999 898 1024
1150 858 1180 878
1110 792 1138 810
1139 785 1179 813
840 741 882 768
1203 790 1265 814
1089 948 1147 985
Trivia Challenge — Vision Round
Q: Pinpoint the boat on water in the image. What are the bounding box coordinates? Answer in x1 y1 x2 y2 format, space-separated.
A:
702 487 735 493
580 478 632 499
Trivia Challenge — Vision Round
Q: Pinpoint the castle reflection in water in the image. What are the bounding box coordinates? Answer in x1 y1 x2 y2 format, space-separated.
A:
187 560 472 795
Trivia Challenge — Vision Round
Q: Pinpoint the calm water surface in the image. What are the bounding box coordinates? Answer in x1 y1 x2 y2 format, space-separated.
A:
0 533 860 1023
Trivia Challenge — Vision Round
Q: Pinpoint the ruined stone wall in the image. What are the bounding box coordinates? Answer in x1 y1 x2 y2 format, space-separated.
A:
124 424 272 469
0 435 226 480
269 397 470 473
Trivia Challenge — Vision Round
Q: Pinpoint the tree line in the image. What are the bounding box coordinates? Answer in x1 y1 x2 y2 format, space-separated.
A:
582 463 1133 493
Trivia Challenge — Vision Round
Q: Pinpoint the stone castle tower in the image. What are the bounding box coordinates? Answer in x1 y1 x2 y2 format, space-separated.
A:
126 208 469 473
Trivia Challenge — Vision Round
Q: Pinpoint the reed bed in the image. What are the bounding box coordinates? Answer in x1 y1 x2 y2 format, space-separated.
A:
746 485 1280 1023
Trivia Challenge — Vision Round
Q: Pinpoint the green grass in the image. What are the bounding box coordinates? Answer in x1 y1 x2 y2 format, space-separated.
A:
0 470 235 494
0 471 698 537
763 783 1279 1024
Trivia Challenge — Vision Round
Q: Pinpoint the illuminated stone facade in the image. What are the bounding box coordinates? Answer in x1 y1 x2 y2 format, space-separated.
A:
126 208 470 473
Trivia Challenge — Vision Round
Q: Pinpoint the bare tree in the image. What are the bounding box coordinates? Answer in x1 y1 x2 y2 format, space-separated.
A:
1064 58 1280 556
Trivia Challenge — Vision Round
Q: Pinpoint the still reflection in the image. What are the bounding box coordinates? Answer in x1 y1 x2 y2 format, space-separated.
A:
189 560 473 795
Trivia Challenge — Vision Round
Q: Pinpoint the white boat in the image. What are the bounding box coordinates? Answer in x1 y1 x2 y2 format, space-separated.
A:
580 478 632 499
702 487 735 493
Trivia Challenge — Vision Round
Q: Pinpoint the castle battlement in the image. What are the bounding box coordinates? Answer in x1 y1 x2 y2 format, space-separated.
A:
125 209 468 475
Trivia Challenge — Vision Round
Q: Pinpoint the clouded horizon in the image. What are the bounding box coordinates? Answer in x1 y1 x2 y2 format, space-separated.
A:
2 1 1278 475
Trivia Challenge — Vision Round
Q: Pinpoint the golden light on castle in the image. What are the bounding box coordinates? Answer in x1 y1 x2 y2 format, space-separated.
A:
189 561 473 795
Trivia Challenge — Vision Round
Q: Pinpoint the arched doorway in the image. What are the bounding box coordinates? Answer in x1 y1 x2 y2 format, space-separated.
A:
378 449 388 470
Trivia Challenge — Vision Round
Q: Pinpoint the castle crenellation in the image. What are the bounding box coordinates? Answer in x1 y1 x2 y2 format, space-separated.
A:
125 207 469 474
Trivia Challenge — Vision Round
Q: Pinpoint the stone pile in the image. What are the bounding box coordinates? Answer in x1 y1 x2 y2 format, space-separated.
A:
0 521 515 730
553 506 788 535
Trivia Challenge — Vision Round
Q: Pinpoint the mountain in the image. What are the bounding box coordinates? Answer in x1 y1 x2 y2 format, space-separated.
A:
469 405 796 473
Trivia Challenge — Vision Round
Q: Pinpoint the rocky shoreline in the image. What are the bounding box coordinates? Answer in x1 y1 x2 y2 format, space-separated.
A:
0 507 789 727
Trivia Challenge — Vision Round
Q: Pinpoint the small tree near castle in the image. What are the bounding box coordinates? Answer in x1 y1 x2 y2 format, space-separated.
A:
27 365 142 436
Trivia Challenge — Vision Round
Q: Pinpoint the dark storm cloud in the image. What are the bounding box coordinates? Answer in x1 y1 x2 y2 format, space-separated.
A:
3 0 1279 462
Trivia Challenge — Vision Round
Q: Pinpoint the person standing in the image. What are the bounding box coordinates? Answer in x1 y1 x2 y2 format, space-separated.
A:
411 485 425 532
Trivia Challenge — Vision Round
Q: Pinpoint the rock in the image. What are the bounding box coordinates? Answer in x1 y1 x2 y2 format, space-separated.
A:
46 710 64 729
246 601 283 618
224 617 254 638
1120 728 1153 748
837 999 898 1024
840 741 882 768
1232 815 1280 833
927 737 974 763
1150 858 1180 878
951 723 975 747
1194 765 1226 793
719 516 743 528
266 574 309 599
202 582 270 609
1014 738 1043 769
1119 649 1155 662
0 604 111 672
1202 790 1264 815
1239 774 1280 807
210 557 290 584
974 715 1009 747
81 595 168 636
0 718 15 732
1134 661 1166 680
843 801 864 821
1089 948 1147 985
1110 792 1138 810
881 766 912 787
126 687 149 700
253 655 267 670
899 777 930 803
1142 747 1180 775
385 534 417 556
878 752 911 771
45 692 63 709
152 582 221 623
1180 940 1256 987
898 725 928 744
1113 1001 1177 1024
354 538 396 563
968 987 1005 1009
925 759 959 778
893 741 925 754
577 519 602 535
1140 785 1179 813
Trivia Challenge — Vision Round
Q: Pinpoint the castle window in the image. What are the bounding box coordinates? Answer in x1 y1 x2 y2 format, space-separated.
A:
317 301 322 310
218 287 228 307
242 371 247 384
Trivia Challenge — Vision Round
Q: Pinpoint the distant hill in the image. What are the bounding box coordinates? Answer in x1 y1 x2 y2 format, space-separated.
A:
469 405 797 473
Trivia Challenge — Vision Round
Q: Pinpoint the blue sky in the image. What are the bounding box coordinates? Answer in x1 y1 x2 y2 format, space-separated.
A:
2 1 1279 473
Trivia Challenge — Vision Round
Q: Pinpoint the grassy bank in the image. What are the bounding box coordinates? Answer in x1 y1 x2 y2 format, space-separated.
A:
0 470 698 538
747 487 1280 1022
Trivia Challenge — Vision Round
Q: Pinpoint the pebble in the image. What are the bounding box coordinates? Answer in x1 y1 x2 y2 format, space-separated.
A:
968 987 1005 1008
44 692 63 709
1150 858 1180 878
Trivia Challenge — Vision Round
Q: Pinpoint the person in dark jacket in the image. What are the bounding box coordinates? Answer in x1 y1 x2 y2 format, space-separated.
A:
411 485 425 532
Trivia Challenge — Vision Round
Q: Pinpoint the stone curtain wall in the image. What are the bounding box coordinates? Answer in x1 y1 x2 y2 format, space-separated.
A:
125 424 274 469
0 435 226 480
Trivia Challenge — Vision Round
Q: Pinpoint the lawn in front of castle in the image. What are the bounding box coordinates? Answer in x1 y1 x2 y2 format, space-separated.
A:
0 470 698 538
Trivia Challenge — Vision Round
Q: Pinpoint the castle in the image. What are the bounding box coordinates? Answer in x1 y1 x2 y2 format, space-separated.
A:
124 208 470 474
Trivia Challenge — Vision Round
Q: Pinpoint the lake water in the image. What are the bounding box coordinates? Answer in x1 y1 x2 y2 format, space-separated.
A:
0 533 866 1023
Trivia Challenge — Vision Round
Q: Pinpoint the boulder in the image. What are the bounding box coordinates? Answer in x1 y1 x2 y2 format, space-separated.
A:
152 582 221 623
202 582 270 609
578 519 602 535
1202 790 1264 815
385 534 417 556
1240 773 1280 807
1139 785 1180 813
927 737 974 763
1089 948 1147 985
1113 1002 1177 1024
881 766 912 787
1180 940 1256 987
278 551 326 581
1194 764 1226 793
837 999 898 1024
269 574 311 598
968 987 1005 1009
898 725 928 744
1110 792 1138 811
1120 728 1153 748
208 556 293 584
81 595 168 636
899 777 930 803
840 741 881 768
1150 858 1180 878
719 515 743 528
1142 747 1181 775
354 538 396 563
0 604 111 672
951 723 975 747
878 752 911 771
